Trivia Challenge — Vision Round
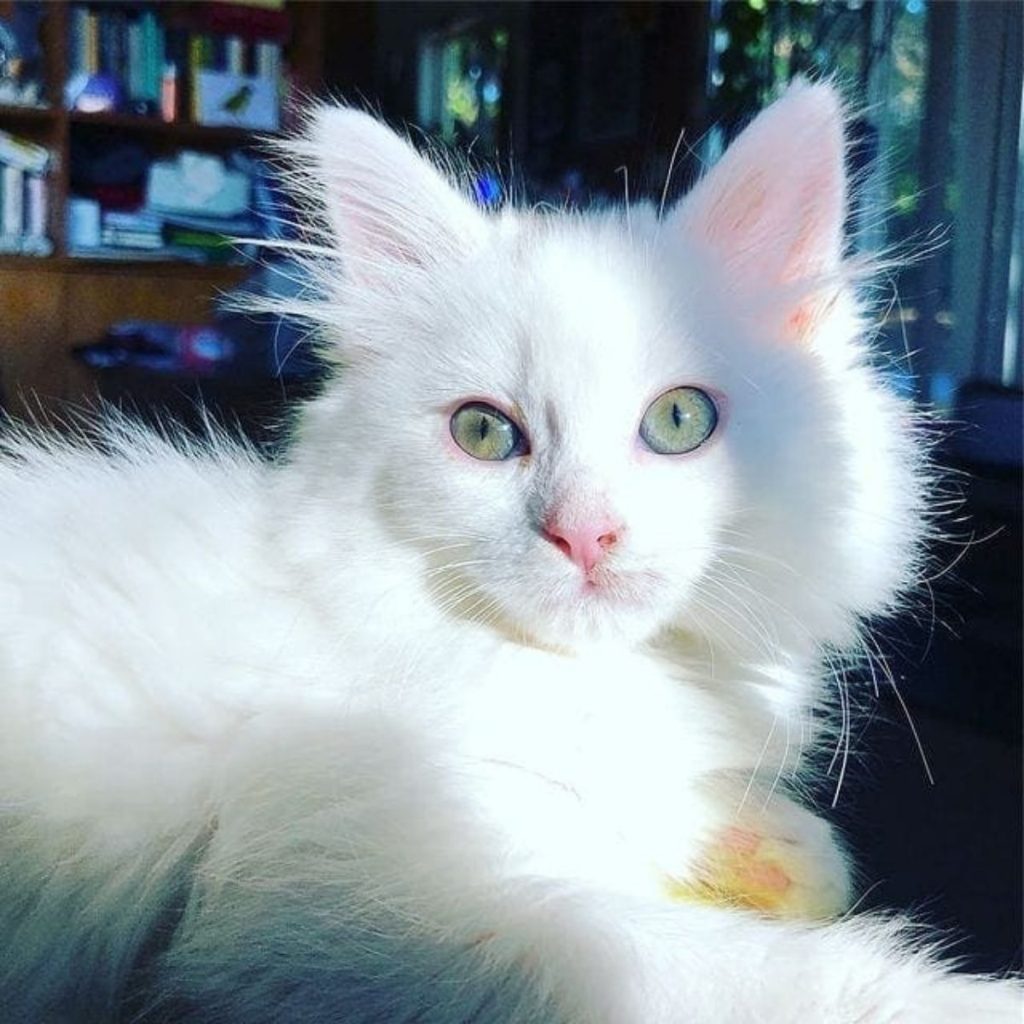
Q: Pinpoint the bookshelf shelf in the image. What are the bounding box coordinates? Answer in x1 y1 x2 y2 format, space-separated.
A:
0 0 327 417
0 104 59 124
68 110 270 146
0 253 252 277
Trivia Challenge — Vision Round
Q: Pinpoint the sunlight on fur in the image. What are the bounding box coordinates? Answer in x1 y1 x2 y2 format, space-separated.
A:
0 81 1019 1022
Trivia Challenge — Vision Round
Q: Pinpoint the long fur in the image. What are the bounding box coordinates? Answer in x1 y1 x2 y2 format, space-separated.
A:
0 82 1019 1022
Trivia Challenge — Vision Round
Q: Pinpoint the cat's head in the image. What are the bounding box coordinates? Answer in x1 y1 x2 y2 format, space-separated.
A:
284 82 926 659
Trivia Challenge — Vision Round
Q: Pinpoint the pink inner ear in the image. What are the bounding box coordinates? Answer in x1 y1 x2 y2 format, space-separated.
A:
309 106 487 285
706 177 769 242
698 149 844 282
678 83 848 341
341 201 427 276
788 173 845 277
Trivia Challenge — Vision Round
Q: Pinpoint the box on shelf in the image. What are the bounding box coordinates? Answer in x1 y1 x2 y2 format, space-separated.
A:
194 71 278 131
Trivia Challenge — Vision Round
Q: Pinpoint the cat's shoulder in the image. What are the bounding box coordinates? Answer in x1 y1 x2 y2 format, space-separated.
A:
0 414 268 578
0 412 263 496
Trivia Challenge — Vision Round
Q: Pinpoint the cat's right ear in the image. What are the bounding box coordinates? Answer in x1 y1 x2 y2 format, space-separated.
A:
298 106 488 282
670 81 848 343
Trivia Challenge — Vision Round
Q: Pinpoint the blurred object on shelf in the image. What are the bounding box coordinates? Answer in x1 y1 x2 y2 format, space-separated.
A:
74 241 325 384
195 71 277 131
0 1 45 108
147 149 249 217
75 321 237 377
65 71 122 113
64 2 286 126
67 141 282 265
0 123 51 254
417 18 508 157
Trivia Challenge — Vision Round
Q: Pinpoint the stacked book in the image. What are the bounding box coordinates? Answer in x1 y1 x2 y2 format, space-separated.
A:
97 208 261 264
68 147 287 264
66 2 287 125
0 130 52 257
67 6 165 116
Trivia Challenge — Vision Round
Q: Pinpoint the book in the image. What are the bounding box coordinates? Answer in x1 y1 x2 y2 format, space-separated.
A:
163 225 234 250
226 36 245 76
101 227 164 249
141 9 164 108
219 0 285 9
24 173 47 239
68 6 90 79
66 2 288 120
85 8 100 76
0 1 46 107
1 164 25 238
0 130 50 174
127 14 145 108
255 42 280 82
98 8 124 78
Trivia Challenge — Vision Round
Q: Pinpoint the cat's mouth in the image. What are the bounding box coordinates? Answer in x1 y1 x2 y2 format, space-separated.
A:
578 567 664 608
582 575 627 599
523 566 676 646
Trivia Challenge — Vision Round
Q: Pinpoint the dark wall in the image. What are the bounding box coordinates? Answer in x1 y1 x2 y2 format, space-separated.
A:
519 2 709 198
322 1 710 203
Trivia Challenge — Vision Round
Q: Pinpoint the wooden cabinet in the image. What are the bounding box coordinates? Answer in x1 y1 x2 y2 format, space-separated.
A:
0 259 249 415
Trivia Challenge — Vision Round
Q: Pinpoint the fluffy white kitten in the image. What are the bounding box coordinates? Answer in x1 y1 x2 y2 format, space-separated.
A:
0 82 1018 1022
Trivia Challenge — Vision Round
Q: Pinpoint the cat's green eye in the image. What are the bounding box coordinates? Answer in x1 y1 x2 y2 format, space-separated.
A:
639 387 718 455
450 402 529 461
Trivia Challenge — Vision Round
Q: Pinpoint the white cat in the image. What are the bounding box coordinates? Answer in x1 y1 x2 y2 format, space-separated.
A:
0 81 1018 1022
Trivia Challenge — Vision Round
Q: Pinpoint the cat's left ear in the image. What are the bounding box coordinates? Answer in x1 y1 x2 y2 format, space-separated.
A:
672 80 848 341
301 106 488 283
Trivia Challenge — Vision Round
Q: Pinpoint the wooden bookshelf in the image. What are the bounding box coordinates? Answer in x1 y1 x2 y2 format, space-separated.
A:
0 0 326 417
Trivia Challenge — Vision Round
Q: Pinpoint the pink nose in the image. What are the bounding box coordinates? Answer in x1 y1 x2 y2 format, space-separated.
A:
542 519 622 573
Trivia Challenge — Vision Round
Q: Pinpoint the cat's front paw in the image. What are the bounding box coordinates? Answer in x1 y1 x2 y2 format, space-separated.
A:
666 794 851 921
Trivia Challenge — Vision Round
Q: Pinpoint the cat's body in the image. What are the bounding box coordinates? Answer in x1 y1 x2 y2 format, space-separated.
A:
0 83 1019 1021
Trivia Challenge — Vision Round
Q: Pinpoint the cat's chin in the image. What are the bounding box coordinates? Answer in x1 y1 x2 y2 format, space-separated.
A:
513 576 674 651
427 561 678 650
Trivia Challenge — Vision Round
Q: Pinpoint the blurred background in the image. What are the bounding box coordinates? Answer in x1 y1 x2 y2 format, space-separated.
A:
0 0 1020 974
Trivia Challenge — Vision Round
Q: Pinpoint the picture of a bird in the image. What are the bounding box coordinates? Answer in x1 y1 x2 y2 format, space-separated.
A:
220 83 253 117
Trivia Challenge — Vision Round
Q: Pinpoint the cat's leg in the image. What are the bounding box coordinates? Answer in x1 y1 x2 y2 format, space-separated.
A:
594 899 1022 1024
147 710 1020 1024
146 709 571 1023
0 684 216 1019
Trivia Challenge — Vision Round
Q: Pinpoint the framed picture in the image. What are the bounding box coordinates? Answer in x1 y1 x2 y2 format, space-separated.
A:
195 72 279 132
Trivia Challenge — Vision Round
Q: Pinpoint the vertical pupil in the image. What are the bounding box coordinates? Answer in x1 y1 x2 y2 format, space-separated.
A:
672 402 682 429
478 415 490 441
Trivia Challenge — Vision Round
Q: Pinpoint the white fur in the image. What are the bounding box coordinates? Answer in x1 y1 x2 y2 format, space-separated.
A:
0 83 1018 1022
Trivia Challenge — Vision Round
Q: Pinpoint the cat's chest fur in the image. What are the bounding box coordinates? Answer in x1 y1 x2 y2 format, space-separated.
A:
442 641 744 898
0 444 773 898
278 515 758 894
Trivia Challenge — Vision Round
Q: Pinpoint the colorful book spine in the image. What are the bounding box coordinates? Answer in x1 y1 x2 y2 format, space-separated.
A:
101 227 163 249
68 6 90 79
226 36 245 76
127 15 145 107
255 42 280 81
85 9 100 76
0 130 49 173
24 174 47 239
65 2 289 122
0 163 50 253
1 164 25 239
141 9 164 109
